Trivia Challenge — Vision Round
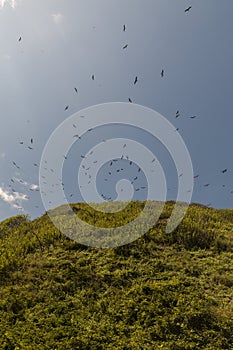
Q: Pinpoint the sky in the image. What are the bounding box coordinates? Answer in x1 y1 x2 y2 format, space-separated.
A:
0 0 233 221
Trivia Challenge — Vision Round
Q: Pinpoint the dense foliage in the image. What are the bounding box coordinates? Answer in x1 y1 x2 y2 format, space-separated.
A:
0 201 233 349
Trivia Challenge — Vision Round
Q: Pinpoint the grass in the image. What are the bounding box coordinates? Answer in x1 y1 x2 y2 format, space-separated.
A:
0 201 232 349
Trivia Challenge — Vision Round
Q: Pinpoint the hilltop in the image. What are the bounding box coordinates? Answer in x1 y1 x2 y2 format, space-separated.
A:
0 201 233 349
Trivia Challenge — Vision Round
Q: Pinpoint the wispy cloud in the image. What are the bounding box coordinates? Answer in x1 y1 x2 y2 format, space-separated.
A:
0 185 28 211
0 0 17 9
52 13 63 25
13 177 39 191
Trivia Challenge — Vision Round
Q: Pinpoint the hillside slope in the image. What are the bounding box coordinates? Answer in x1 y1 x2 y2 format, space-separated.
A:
0 202 233 349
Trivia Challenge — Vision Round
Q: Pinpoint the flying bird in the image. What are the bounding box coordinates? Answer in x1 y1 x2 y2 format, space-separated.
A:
74 87 78 93
64 105 69 111
123 44 128 49
123 24 126 32
134 76 138 85
30 138 33 144
12 161 20 169
161 69 164 77
204 184 210 187
18 36 22 42
221 169 227 173
185 6 192 12
128 98 132 103
92 75 95 80
175 110 180 118
190 116 197 119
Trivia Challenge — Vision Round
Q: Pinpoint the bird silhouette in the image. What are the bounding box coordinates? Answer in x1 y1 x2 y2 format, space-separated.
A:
18 36 22 42
222 169 227 173
64 105 69 111
128 98 132 103
190 116 197 119
134 76 138 85
123 44 128 49
12 161 20 169
92 75 95 80
31 138 33 144
123 24 126 32
175 110 180 118
185 6 192 12
74 87 78 93
161 69 164 77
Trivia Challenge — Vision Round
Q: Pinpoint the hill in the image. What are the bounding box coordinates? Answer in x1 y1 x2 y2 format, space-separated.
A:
0 201 233 349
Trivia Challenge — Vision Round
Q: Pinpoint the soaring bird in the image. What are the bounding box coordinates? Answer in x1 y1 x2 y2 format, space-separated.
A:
123 24 126 32
18 36 22 42
161 69 164 77
222 169 227 173
190 115 197 119
175 110 180 118
128 98 132 103
123 44 128 49
92 74 95 80
204 184 210 187
185 6 192 12
12 161 20 169
194 175 199 179
74 87 78 93
19 141 24 144
64 105 69 111
30 138 33 144
134 76 138 85
28 146 33 150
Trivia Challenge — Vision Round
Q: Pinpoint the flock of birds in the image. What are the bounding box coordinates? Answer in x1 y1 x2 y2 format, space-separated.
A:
3 5 233 215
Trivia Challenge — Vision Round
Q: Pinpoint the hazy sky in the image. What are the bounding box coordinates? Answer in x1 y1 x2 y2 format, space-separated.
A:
0 0 233 221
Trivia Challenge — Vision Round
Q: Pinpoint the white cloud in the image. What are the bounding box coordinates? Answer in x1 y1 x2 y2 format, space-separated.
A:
0 186 28 211
52 13 63 24
0 0 17 9
13 177 39 191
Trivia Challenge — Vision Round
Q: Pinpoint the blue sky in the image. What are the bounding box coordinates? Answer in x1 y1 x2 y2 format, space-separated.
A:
0 0 233 221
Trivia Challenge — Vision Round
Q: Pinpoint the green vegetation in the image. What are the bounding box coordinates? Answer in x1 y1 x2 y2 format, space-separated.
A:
0 201 233 349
